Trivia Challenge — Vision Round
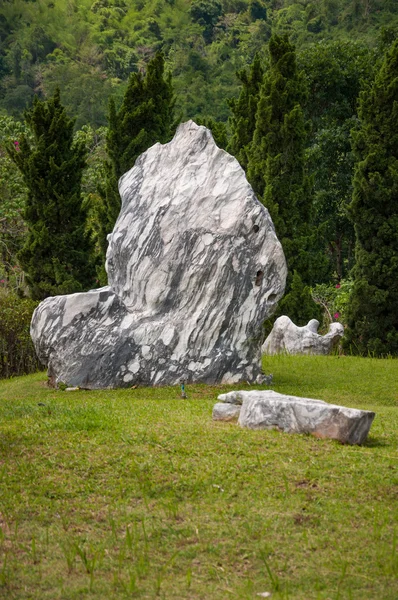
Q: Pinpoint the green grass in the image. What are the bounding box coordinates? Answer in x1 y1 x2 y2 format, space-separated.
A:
0 355 397 599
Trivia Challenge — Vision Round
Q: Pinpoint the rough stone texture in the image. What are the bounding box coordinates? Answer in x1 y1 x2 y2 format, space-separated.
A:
31 121 287 389
262 316 344 355
214 390 374 445
212 403 242 421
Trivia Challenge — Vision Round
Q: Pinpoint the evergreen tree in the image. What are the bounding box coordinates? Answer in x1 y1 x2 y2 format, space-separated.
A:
343 40 398 356
227 54 264 170
99 52 176 275
247 35 321 325
299 41 374 282
8 89 95 300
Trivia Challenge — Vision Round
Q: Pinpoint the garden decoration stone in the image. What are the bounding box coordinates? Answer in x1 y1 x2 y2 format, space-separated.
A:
31 121 287 389
262 315 344 355
213 390 375 445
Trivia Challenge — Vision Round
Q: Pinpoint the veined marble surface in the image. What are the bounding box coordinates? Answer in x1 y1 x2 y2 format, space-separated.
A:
262 316 344 355
31 121 287 388
214 390 375 445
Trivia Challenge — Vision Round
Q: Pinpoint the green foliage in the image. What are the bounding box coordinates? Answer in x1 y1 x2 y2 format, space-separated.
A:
8 90 96 300
1 0 398 338
299 41 374 281
278 270 322 327
2 0 397 130
73 124 108 270
190 0 224 43
0 114 30 290
0 289 40 378
344 40 398 356
247 35 308 212
227 54 264 169
312 278 353 330
40 59 115 130
249 1 267 22
107 52 176 180
247 35 320 324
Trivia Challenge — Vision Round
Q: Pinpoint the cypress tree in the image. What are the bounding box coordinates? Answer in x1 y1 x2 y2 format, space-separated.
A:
343 40 398 356
8 89 95 300
247 35 321 325
99 52 176 271
227 54 264 170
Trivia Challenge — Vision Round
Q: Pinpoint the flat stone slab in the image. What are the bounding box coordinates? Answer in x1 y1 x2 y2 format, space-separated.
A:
215 390 375 445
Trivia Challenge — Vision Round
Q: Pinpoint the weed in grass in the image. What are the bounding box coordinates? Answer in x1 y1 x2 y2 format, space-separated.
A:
60 538 77 573
31 534 39 564
118 569 139 595
259 549 281 593
108 513 118 542
335 562 348 600
125 524 133 552
154 550 179 595
186 565 192 589
0 552 9 588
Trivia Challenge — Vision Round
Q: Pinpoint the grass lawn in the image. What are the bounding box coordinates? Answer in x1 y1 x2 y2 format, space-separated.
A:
0 354 397 599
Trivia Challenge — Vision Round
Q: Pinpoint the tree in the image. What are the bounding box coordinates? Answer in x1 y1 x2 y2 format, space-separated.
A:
247 35 321 325
227 54 264 170
98 52 176 273
343 40 398 356
8 89 96 300
0 115 29 293
189 0 223 44
299 41 374 282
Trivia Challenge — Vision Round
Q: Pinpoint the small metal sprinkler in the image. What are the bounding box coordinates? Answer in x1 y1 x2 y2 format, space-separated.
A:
180 379 187 399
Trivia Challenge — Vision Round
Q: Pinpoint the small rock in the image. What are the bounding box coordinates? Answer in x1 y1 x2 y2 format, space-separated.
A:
65 387 80 392
212 484 225 492
217 391 244 405
262 316 344 355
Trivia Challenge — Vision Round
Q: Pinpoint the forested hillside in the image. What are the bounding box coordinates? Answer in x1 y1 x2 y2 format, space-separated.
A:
1 0 398 373
1 0 398 125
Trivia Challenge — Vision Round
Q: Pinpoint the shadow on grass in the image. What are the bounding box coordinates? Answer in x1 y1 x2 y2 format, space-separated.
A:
363 435 389 448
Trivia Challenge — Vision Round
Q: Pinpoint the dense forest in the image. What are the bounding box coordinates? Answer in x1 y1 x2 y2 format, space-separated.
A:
1 0 398 123
1 0 398 375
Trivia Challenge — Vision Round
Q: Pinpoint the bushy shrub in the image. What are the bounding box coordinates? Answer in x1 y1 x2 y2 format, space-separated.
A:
312 279 353 332
0 290 41 378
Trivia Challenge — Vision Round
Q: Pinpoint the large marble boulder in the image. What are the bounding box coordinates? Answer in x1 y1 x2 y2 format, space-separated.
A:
262 316 344 355
213 390 375 445
31 121 287 389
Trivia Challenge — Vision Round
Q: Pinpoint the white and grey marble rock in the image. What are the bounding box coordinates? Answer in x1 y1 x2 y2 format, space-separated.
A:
212 403 242 421
262 316 344 355
31 121 287 389
214 390 374 445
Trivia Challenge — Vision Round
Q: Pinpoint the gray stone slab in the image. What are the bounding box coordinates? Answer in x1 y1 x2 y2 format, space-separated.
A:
215 390 375 445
